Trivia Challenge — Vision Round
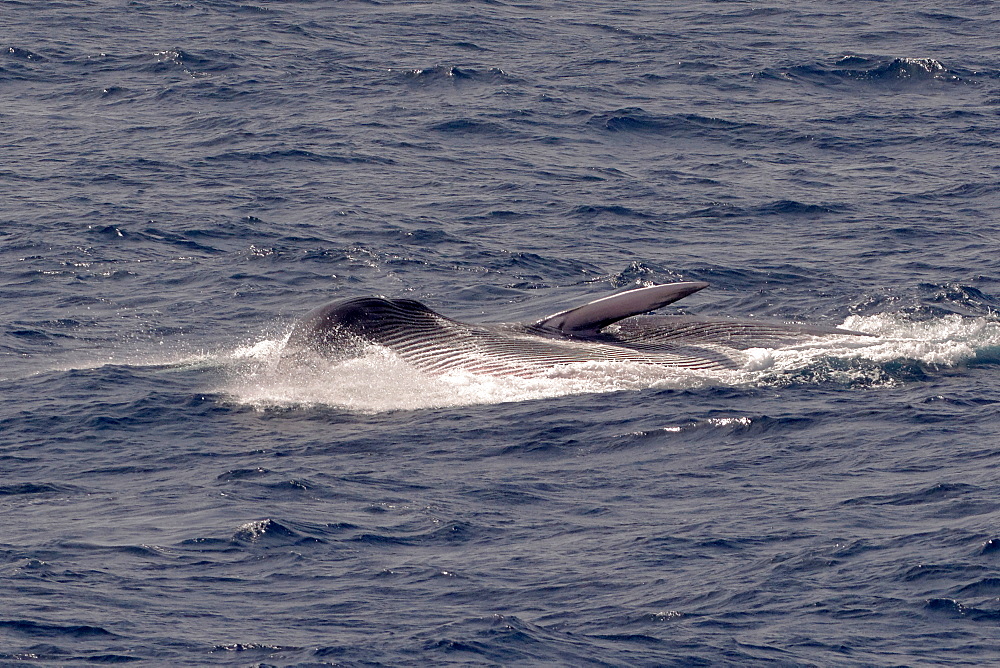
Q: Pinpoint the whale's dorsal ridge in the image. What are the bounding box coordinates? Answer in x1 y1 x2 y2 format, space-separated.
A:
534 281 710 336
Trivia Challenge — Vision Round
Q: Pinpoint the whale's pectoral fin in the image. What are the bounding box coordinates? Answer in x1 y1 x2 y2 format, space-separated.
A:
535 281 710 336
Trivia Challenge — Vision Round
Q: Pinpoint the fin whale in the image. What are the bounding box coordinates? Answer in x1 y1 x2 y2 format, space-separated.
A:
283 282 870 377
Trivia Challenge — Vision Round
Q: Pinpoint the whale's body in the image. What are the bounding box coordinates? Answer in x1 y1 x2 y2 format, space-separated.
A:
283 282 869 377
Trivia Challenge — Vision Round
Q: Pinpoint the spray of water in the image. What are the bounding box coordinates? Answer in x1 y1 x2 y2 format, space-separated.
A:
220 313 1000 412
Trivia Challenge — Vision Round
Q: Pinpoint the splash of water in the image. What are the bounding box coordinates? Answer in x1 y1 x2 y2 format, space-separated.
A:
220 313 1000 412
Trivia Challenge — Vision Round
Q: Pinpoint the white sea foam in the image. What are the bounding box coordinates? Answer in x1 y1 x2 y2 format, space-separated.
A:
220 313 1000 412
224 346 698 412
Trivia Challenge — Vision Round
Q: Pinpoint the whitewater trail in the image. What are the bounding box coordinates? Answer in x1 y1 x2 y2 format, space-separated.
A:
220 313 1000 412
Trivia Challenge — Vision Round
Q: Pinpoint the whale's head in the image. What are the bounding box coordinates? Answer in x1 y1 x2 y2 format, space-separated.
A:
282 297 438 361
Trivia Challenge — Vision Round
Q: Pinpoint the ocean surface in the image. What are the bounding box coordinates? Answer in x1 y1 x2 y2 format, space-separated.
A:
3 1 1000 665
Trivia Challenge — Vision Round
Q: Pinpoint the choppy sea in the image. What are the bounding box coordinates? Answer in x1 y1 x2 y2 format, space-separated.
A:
3 1 1000 665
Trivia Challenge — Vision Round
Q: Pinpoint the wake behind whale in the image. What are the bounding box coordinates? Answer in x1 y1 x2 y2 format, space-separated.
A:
281 282 871 378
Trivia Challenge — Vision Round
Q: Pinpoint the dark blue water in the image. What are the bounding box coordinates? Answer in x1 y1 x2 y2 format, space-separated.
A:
4 1 1000 665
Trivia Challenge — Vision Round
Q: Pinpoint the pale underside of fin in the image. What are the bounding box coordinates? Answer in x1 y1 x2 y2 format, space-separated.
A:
370 314 868 377
606 315 872 350
534 282 710 336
